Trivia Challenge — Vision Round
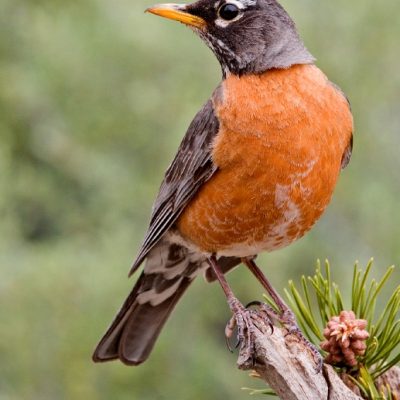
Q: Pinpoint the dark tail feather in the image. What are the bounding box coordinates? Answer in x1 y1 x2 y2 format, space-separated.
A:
92 271 193 365
93 239 238 365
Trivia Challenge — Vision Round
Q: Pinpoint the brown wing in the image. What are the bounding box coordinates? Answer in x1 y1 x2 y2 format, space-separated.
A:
129 99 219 276
341 133 353 169
329 81 353 170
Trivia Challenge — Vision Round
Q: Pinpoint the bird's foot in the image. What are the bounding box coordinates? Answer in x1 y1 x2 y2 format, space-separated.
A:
280 308 323 373
224 299 322 371
225 297 259 367
240 258 323 371
225 299 275 367
245 301 277 332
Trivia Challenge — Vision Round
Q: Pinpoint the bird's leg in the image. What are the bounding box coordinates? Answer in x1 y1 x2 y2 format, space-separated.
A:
207 255 258 365
243 257 323 371
243 258 290 317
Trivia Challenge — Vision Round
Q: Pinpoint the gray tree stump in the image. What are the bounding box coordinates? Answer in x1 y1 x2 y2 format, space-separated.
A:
237 311 364 400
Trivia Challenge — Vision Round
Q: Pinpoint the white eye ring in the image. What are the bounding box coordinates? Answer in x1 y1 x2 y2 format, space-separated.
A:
215 0 245 27
218 3 240 20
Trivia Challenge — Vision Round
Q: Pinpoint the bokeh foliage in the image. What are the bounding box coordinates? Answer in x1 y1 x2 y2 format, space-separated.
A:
0 0 399 399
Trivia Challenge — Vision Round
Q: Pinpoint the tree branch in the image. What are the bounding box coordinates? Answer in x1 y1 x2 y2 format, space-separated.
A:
237 312 363 400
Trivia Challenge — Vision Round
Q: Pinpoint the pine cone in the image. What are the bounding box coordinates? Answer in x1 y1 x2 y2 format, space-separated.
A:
320 311 369 367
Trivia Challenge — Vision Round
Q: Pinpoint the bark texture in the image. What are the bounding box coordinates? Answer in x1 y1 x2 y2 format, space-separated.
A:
236 311 398 399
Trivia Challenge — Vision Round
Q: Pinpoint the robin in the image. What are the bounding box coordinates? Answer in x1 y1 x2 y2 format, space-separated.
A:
92 0 353 366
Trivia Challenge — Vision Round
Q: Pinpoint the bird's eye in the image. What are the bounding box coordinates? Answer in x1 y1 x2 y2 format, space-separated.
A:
218 3 240 21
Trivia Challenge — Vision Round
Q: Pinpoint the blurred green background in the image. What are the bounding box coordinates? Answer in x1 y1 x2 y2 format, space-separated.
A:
1 0 399 398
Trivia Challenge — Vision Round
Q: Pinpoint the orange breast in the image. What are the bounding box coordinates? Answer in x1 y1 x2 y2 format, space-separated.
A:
176 64 353 257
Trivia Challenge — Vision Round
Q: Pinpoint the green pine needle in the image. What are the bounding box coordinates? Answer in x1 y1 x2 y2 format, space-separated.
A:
242 387 277 396
284 260 399 399
247 260 398 398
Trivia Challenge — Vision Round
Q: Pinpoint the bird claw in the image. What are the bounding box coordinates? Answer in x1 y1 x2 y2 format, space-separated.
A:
225 316 236 352
280 309 323 373
224 298 257 366
245 301 276 334
245 300 263 308
225 300 322 371
224 298 277 367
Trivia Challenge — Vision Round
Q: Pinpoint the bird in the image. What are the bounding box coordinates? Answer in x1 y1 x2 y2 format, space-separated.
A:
92 0 353 366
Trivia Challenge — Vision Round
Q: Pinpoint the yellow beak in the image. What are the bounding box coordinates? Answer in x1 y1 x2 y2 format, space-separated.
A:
146 3 206 29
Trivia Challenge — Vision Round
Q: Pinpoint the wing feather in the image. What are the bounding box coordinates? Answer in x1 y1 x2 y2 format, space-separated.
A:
129 99 219 275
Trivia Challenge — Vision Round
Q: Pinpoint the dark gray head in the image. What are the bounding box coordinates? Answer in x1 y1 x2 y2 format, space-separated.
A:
147 0 315 77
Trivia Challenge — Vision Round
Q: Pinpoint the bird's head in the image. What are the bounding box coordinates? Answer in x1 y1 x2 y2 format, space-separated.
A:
146 0 315 77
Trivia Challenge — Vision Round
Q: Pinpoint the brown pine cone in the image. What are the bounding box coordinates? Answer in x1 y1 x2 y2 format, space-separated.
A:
320 311 369 367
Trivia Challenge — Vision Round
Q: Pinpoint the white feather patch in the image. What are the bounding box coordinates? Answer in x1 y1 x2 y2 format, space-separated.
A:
136 276 185 306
